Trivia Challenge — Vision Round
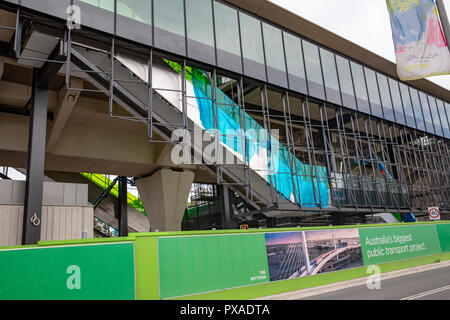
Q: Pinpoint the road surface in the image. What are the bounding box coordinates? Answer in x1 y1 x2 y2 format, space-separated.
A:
301 264 450 300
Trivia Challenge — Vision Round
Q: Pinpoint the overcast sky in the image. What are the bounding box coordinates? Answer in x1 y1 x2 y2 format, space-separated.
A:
270 0 450 91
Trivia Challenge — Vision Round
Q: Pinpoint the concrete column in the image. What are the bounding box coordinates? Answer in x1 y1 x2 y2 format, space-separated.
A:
136 169 194 232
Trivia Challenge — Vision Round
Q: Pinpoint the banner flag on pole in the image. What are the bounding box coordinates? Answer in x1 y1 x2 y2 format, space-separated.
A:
386 0 450 80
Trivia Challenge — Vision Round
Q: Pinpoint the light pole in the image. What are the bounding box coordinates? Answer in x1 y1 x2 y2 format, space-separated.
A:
436 0 450 52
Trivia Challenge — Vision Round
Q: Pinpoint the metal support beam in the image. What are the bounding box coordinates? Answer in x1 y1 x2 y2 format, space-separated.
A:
46 77 83 152
22 69 49 245
117 176 128 237
437 0 450 53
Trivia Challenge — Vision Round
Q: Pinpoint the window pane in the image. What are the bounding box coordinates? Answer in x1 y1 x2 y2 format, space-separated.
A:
419 91 435 134
445 102 450 138
336 56 356 109
320 48 341 105
154 0 185 56
427 96 443 136
388 78 405 125
436 99 450 138
409 88 425 131
399 83 415 128
283 32 307 94
262 23 287 87
78 0 115 33
214 2 242 74
364 67 382 118
186 0 215 65
376 73 394 121
350 62 370 114
303 40 325 100
116 0 152 45
239 12 266 81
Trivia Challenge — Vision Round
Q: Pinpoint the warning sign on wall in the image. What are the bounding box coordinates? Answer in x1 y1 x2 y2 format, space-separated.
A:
428 207 441 221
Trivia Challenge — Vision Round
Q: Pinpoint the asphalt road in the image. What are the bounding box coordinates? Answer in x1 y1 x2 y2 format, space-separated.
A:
300 265 450 300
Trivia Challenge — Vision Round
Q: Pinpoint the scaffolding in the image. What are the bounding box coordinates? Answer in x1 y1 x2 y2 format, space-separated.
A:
1 4 449 223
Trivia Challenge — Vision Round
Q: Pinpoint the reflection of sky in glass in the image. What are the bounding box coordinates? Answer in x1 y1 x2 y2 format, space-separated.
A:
265 232 303 246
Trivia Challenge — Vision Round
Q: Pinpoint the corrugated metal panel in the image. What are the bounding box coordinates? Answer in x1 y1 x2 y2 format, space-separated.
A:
0 205 94 246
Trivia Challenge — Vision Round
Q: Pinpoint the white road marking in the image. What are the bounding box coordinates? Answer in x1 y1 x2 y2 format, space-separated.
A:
401 284 450 300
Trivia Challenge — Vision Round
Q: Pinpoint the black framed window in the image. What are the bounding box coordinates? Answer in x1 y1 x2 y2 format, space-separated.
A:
409 87 425 131
419 91 435 134
376 73 394 122
186 0 215 65
364 67 383 118
303 40 325 100
263 22 288 88
436 99 450 139
336 56 356 109
239 12 266 81
350 62 370 114
388 78 405 125
116 0 152 45
399 83 415 128
320 48 341 105
154 0 186 56
427 96 443 136
283 32 307 94
213 1 242 74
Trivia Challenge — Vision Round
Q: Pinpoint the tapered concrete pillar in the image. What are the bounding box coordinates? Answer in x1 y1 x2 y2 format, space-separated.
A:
136 169 194 231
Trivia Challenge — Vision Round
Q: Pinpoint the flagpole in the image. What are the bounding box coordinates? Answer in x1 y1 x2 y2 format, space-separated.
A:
436 0 450 52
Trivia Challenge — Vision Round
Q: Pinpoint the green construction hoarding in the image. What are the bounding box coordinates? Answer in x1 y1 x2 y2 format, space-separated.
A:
358 225 441 265
0 242 136 300
436 224 450 253
157 234 269 299
1 222 449 300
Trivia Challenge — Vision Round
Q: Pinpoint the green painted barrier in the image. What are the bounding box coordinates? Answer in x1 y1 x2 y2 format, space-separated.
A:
0 242 136 300
158 234 269 299
1 222 449 300
436 224 450 253
359 224 441 265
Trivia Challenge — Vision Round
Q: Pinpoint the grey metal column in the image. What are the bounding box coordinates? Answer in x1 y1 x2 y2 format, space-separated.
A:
22 70 49 245
437 0 450 53
118 176 128 237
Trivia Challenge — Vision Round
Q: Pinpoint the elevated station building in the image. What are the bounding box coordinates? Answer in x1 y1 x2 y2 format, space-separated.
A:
0 0 448 244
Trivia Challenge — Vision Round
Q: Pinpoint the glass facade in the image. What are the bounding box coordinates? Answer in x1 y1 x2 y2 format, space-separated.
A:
336 56 356 109
283 32 307 94
427 96 443 136
154 0 186 56
116 0 152 45
376 73 394 122
438 100 450 138
388 78 405 125
66 0 450 139
364 67 383 118
350 62 370 114
263 22 288 88
303 40 325 100
239 12 266 82
409 88 425 132
214 1 242 74
320 48 341 105
419 91 435 134
186 0 215 65
399 83 416 128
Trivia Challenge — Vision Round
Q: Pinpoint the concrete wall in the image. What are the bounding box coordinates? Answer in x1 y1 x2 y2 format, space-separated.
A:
0 180 93 247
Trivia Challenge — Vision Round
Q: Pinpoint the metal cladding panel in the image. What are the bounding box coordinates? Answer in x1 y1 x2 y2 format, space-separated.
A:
17 0 70 19
0 205 94 247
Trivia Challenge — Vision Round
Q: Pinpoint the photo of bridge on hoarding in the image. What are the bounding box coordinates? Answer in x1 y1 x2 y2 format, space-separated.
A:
265 229 363 281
